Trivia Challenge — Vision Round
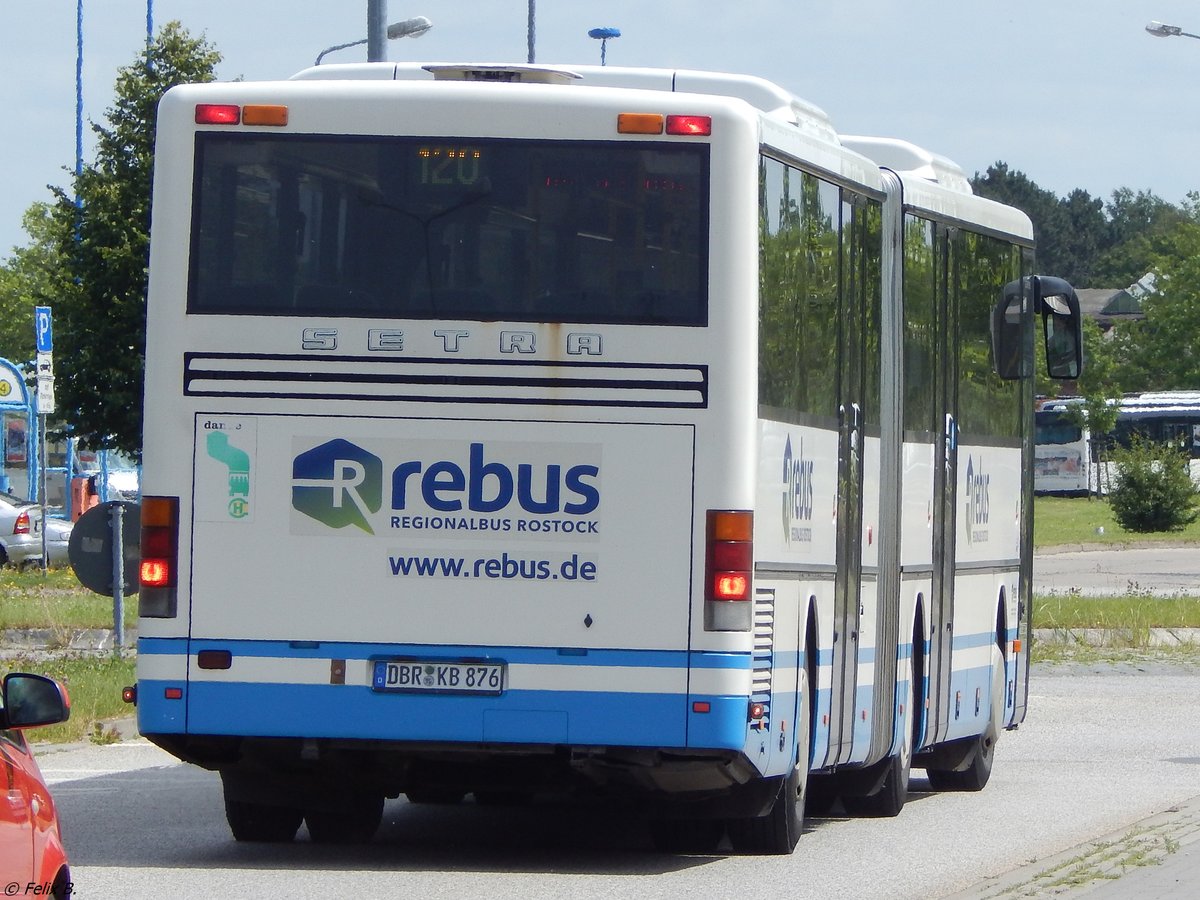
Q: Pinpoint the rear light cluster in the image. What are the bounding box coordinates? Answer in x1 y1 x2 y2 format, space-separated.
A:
704 510 753 632
13 510 31 535
617 113 713 136
195 104 289 127
139 496 179 618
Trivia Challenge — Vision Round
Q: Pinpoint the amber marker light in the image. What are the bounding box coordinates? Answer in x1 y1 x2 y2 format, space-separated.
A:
242 104 289 126
617 113 664 134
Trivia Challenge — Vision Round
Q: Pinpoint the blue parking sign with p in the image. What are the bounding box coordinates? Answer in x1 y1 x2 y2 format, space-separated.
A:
35 306 53 353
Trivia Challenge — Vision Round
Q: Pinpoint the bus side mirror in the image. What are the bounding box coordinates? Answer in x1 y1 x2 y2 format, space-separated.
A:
993 276 1083 381
992 283 1025 379
1033 275 1083 381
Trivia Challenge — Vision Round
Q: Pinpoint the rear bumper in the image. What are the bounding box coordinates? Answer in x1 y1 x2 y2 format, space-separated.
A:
137 636 756 754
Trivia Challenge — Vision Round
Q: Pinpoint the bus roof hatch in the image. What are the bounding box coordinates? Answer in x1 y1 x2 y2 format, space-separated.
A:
423 64 582 85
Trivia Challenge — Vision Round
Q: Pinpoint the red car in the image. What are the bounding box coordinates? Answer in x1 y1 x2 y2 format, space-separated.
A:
0 673 72 897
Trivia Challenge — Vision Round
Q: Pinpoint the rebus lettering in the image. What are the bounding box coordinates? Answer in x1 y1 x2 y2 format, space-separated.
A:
388 442 600 515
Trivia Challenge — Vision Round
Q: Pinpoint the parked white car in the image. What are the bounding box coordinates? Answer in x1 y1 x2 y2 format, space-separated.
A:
0 491 73 568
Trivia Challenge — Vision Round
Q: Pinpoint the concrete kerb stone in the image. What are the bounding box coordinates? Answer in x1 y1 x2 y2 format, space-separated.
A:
1 627 137 658
1033 628 1200 648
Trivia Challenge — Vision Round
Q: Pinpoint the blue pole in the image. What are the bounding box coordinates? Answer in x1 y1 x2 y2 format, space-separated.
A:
75 0 83 184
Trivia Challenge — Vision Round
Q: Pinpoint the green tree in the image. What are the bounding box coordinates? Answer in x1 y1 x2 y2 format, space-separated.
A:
971 162 1070 277
1092 188 1187 286
0 204 64 362
45 22 220 455
1114 214 1200 391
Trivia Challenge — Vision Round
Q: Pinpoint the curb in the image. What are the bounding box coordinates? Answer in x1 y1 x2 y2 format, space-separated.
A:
0 627 136 657
1033 628 1200 648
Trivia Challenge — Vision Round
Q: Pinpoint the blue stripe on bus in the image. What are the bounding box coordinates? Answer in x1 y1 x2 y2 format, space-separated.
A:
165 680 762 750
139 637 753 670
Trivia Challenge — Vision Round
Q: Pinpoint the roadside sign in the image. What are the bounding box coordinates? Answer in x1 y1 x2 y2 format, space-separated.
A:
35 306 53 353
69 501 141 595
35 377 55 415
34 307 55 415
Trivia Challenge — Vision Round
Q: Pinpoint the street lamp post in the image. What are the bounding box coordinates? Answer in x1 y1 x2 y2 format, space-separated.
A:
1146 20 1200 41
316 15 432 65
588 27 621 66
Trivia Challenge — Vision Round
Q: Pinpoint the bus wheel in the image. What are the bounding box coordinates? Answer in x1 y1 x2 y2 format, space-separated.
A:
727 671 811 854
842 658 913 818
926 644 1004 792
305 792 384 844
224 797 303 843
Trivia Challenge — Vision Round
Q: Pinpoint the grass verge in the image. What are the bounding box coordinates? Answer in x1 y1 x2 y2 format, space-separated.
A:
1036 593 1200 630
0 566 137 631
1035 495 1200 549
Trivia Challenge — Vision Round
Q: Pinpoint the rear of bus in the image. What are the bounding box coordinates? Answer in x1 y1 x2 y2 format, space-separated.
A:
136 65 780 835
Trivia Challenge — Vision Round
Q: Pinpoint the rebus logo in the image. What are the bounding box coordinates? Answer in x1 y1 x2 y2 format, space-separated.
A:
393 443 599 515
781 435 814 545
292 439 384 534
964 455 991 546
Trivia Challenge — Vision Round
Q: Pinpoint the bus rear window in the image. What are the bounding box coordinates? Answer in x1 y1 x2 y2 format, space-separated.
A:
1035 412 1082 445
188 134 708 325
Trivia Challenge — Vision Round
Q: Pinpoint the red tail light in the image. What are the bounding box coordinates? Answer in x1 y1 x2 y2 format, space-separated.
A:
666 115 712 136
13 511 30 535
195 103 240 125
139 496 179 617
705 510 753 631
706 510 752 602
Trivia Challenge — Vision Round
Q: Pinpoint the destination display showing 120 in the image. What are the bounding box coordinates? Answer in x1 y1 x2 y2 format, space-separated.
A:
417 146 483 186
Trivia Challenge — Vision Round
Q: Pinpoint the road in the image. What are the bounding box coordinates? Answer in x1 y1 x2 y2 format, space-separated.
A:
1034 545 1200 596
36 660 1200 899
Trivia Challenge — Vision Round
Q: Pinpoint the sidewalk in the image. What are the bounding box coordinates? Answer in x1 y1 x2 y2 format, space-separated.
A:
946 794 1200 899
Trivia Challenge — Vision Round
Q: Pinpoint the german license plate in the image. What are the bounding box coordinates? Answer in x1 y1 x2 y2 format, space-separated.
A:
372 659 505 695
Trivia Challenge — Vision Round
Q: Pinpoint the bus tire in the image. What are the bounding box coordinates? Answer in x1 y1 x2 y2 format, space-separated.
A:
926 644 1003 792
842 657 913 818
727 669 811 854
305 792 384 844
224 797 303 843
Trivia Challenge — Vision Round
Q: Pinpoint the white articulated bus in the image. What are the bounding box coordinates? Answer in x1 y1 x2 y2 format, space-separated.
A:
135 62 1082 854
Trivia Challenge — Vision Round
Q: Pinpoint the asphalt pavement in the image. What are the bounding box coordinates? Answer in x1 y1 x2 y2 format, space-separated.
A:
1034 545 1200 597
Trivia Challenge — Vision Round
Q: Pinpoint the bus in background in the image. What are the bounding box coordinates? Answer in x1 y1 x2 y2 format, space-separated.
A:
134 62 1082 854
1034 397 1091 495
1036 391 1200 496
1105 391 1200 487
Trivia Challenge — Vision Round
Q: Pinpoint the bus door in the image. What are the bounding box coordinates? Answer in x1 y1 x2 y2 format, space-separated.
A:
827 193 876 765
926 226 958 747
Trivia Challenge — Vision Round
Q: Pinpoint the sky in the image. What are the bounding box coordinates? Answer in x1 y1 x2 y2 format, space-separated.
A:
4 0 1200 260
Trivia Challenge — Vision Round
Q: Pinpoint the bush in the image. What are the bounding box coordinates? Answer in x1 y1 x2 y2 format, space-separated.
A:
1107 437 1199 532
